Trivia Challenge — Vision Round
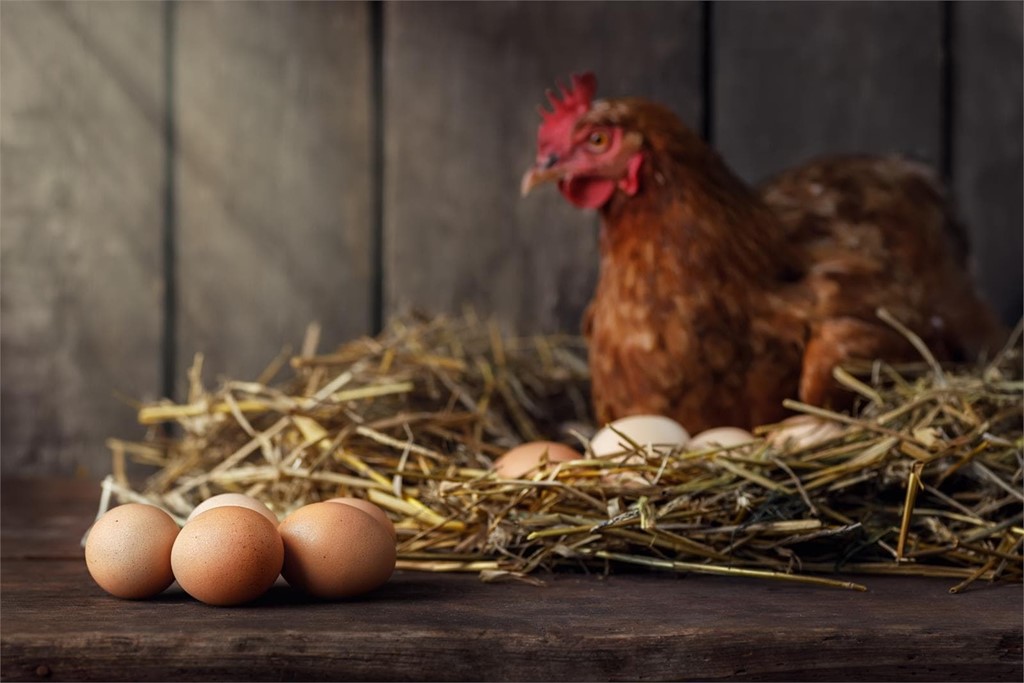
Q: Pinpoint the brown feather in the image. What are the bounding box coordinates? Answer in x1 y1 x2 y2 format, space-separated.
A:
580 99 1004 431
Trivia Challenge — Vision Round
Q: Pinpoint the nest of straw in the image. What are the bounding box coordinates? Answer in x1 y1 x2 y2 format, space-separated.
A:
101 311 1024 592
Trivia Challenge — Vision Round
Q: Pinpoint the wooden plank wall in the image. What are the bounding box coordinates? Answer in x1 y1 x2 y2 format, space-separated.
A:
713 2 944 179
173 1 374 396
384 1 701 334
952 1 1024 324
1 1 165 476
2 0 1021 477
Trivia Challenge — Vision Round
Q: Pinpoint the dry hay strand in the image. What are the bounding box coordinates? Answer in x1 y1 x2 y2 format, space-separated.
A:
98 311 1024 592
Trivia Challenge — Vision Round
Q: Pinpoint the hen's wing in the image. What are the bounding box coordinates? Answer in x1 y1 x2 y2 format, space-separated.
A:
760 155 1005 407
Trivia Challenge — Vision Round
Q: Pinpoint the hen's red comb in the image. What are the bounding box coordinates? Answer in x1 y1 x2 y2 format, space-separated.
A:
539 73 597 121
537 72 597 153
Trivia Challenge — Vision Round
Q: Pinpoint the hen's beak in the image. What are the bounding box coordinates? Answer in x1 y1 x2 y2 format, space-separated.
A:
520 164 564 197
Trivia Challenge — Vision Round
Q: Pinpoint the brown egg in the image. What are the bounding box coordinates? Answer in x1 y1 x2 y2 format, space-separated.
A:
171 506 284 606
85 503 179 599
492 441 581 479
279 502 395 599
325 497 397 540
187 492 278 526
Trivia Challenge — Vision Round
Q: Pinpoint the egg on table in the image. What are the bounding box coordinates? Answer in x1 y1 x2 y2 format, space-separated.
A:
279 502 396 600
325 497 397 540
590 414 690 458
85 503 180 599
492 441 581 479
171 506 284 606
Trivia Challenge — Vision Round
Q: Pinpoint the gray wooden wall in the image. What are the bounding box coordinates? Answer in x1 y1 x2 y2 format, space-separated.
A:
3 1 1022 477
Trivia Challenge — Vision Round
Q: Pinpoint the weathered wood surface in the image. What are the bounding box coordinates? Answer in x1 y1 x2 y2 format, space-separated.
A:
0 1 165 477
174 1 375 393
383 1 702 334
2 479 1022 683
951 1 1024 324
712 1 944 183
1 479 99 561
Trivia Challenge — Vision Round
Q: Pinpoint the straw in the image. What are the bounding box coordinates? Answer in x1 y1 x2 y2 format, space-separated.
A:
98 311 1023 592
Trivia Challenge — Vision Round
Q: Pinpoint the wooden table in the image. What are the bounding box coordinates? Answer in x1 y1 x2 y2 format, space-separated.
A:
2 479 1021 681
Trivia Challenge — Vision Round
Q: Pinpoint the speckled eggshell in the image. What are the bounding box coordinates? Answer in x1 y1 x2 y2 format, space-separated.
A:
187 493 278 526
279 502 396 599
492 441 581 479
85 503 180 599
171 506 284 606
325 498 397 540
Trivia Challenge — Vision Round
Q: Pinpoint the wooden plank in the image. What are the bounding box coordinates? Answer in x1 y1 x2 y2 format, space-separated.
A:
174 1 374 392
952 1 1023 325
0 479 97 561
1 478 1021 682
0 1 165 477
713 1 944 184
384 1 702 335
4 564 1021 682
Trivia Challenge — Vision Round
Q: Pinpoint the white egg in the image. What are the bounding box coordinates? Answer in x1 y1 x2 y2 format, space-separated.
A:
590 414 690 458
687 427 756 451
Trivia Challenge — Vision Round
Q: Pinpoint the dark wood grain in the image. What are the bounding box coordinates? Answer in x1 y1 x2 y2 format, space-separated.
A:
383 1 702 335
174 1 375 392
1 479 98 561
712 1 944 184
3 560 1021 683
2 479 1021 682
0 1 165 477
951 1 1024 325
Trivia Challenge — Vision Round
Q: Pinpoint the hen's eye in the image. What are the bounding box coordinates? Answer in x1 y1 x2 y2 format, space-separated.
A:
587 130 610 151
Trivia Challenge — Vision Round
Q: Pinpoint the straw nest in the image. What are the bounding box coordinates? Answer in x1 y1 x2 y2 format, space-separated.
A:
100 310 1023 592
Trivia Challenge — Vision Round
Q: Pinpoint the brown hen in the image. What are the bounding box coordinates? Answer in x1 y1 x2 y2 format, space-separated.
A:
521 73 1005 433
